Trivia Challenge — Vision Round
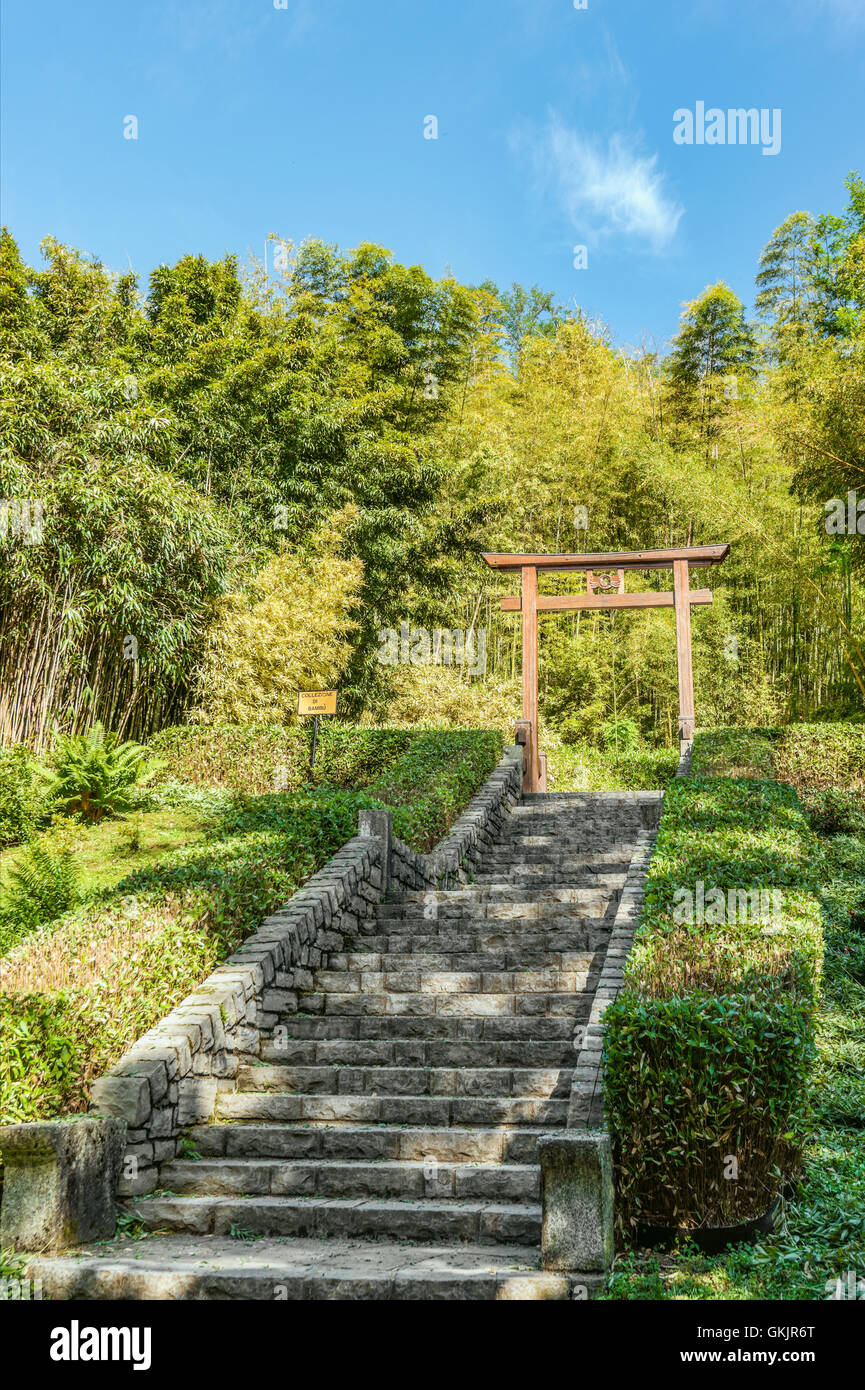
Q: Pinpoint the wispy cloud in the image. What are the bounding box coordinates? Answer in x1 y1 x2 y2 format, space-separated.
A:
515 116 684 253
163 0 314 56
815 0 865 24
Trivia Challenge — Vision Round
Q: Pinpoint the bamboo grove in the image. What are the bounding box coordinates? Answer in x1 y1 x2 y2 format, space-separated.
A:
1 171 863 749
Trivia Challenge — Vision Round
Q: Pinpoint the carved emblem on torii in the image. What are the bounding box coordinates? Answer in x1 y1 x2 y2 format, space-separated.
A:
585 568 625 595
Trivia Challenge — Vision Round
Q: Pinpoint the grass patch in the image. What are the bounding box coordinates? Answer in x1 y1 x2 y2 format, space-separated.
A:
0 726 501 1123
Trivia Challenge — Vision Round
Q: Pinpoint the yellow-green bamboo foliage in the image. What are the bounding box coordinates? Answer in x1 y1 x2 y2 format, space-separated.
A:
193 509 363 724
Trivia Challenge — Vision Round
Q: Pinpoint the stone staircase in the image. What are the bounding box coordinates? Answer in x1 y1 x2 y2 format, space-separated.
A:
31 793 650 1301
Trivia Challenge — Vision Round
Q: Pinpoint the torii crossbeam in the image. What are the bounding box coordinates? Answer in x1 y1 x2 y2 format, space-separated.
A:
483 545 731 792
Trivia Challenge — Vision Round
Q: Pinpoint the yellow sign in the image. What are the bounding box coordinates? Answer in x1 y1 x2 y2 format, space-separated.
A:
297 690 337 717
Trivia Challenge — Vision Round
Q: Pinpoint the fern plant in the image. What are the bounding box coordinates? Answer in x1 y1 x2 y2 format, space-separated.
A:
0 824 81 951
46 722 159 821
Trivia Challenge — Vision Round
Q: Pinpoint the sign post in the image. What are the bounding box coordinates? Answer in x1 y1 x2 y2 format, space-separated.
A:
297 690 338 780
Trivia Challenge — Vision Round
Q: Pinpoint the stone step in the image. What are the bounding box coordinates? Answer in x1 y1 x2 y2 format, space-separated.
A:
259 1037 575 1067
296 990 588 1018
470 870 627 887
214 1092 570 1127
158 1158 541 1201
322 949 598 973
124 1194 542 1245
382 886 614 909
372 903 615 926
494 826 638 843
28 1237 575 1301
269 1014 580 1041
186 1123 552 1164
237 1063 572 1098
338 929 606 955
308 967 590 995
476 846 636 867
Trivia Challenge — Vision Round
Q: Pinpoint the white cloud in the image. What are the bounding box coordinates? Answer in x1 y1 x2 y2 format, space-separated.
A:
517 116 684 253
818 0 865 23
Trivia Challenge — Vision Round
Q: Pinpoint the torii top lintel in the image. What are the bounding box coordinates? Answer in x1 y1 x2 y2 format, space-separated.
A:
481 544 730 573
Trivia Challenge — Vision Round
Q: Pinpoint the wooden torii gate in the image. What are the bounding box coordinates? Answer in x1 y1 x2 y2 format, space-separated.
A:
483 545 731 792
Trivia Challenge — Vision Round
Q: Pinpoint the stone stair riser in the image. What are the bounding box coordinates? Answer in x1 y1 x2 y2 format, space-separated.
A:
186 1124 548 1163
157 1158 541 1201
215 1093 570 1126
237 1063 573 1098
126 1195 542 1245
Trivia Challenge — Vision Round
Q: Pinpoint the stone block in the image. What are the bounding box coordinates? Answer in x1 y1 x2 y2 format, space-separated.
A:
358 808 392 890
177 1078 217 1126
0 1116 126 1252
537 1131 614 1273
90 1073 151 1128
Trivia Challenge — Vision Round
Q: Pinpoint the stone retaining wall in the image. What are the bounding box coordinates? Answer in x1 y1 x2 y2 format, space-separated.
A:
390 746 523 891
90 745 524 1195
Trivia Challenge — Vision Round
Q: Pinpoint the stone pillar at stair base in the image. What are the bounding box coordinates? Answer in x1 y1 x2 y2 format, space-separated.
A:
537 1131 614 1275
358 808 393 892
0 1116 126 1253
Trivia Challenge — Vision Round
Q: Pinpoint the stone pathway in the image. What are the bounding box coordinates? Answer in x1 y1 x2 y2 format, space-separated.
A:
31 793 652 1301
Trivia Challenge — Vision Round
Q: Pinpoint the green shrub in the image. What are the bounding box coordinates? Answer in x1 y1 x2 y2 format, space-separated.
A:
369 729 502 852
605 980 818 1231
547 739 679 792
0 745 44 846
604 774 823 1235
690 726 780 780
149 723 427 795
805 788 865 838
693 723 865 791
46 722 157 820
0 822 81 955
774 724 865 792
600 719 640 757
148 723 306 793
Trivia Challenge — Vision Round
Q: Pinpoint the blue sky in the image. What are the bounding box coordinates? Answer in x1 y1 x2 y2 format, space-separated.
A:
2 0 863 350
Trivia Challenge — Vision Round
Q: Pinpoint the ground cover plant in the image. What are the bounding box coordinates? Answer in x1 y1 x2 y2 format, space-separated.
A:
0 724 501 1124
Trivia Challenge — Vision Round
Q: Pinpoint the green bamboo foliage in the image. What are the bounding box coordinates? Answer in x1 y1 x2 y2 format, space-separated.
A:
1 172 863 751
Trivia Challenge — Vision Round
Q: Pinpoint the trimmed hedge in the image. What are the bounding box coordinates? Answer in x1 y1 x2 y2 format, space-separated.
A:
774 724 865 792
691 723 865 791
604 775 823 1235
147 722 421 794
368 729 502 851
548 740 680 792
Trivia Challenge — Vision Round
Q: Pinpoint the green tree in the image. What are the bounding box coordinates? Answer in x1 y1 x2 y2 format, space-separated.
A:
756 212 822 378
668 283 759 450
813 172 865 339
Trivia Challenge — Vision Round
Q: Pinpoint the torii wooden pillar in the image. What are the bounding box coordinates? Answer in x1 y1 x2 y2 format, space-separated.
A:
483 545 731 792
